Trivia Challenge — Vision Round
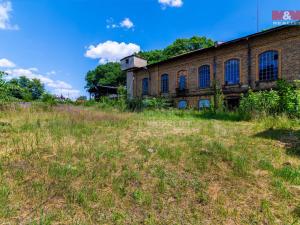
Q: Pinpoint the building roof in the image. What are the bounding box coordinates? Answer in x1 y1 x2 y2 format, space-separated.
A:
88 84 118 92
120 54 146 61
134 25 298 70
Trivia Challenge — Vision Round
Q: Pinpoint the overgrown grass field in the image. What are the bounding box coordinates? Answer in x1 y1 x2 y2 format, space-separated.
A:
0 104 300 224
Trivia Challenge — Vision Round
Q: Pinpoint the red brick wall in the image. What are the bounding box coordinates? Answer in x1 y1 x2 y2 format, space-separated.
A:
133 26 300 108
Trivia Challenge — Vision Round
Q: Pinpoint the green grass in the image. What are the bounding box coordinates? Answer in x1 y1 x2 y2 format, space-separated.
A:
0 104 300 224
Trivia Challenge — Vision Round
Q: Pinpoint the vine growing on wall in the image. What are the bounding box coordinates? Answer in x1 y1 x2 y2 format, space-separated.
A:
212 80 225 113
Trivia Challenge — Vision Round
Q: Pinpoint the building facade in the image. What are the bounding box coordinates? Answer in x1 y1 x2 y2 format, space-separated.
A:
121 25 300 109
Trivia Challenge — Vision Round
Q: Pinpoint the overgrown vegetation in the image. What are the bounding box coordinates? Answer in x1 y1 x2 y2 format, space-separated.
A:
0 105 299 224
0 73 300 223
138 36 214 64
0 72 46 102
239 80 300 119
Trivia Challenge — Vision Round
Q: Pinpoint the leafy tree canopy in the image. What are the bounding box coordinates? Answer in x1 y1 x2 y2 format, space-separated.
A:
0 74 46 101
138 36 214 64
85 62 126 90
85 36 214 90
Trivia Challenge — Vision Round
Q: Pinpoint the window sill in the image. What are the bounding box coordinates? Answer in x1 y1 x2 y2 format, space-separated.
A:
199 87 212 90
256 80 277 84
222 83 241 88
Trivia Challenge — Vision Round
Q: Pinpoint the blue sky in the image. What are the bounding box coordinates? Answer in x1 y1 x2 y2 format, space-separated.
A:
0 0 299 98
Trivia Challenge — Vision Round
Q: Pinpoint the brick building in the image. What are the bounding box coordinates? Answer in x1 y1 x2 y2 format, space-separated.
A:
121 25 300 109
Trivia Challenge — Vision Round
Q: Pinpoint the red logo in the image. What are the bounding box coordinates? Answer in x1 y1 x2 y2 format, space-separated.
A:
272 11 300 21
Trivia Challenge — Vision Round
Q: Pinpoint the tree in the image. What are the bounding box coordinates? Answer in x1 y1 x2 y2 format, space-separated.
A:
137 49 166 64
0 71 5 85
138 36 214 64
0 71 10 101
85 62 126 91
30 79 45 100
6 76 45 101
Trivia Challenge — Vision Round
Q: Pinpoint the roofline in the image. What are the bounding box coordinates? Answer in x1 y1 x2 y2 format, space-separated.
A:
120 54 146 61
135 25 298 69
88 85 119 91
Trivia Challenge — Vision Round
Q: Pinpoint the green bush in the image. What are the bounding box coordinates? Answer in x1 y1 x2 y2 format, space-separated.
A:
41 93 57 106
126 97 171 112
239 79 299 119
239 90 280 119
142 97 171 110
277 79 298 115
126 97 144 112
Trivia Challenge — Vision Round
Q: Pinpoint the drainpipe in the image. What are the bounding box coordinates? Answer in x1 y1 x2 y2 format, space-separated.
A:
142 66 151 97
213 54 218 111
247 38 252 89
213 55 217 80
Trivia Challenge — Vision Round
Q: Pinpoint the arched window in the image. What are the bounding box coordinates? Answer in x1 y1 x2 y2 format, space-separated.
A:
178 100 187 109
199 99 210 109
161 74 169 93
178 75 186 90
225 59 240 85
259 50 279 81
142 78 149 95
199 65 210 88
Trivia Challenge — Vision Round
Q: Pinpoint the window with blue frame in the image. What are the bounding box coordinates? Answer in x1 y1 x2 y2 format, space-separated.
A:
225 59 240 85
161 74 169 93
142 78 149 95
259 50 279 81
199 99 210 109
178 100 187 109
199 65 210 88
178 75 186 90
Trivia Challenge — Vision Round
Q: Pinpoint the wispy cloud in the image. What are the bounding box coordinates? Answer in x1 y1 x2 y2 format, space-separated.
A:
120 18 134 29
85 40 140 64
158 0 183 9
106 17 134 30
46 70 56 76
0 1 19 30
0 58 16 68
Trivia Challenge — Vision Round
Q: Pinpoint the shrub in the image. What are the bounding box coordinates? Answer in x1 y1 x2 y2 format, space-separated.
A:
83 99 97 107
277 79 298 115
142 97 171 110
239 90 280 119
41 93 57 105
239 79 299 119
126 97 170 112
212 80 225 112
126 97 144 112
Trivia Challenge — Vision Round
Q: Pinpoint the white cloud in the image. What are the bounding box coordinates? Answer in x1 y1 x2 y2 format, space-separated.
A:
120 18 134 29
0 58 15 68
0 1 18 30
47 80 72 90
106 17 134 30
5 67 80 99
85 41 140 64
158 0 183 8
46 70 56 76
28 67 38 72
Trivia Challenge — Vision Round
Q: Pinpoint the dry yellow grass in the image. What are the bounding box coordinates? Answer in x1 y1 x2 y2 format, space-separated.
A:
0 105 299 224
